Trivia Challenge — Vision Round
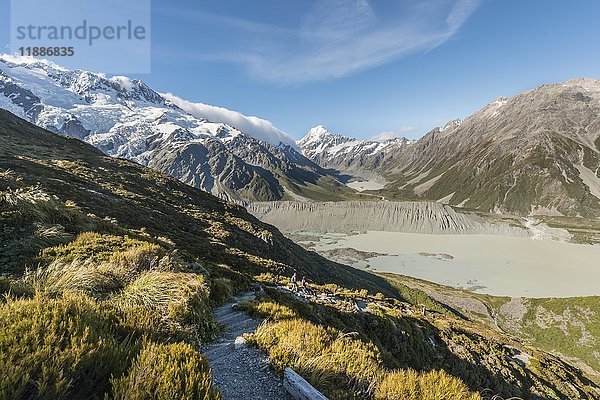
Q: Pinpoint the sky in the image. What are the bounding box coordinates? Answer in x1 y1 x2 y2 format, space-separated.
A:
1 0 600 140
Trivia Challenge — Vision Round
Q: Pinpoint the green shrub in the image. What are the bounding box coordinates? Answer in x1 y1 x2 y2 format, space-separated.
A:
0 276 33 298
111 341 221 400
0 292 138 400
209 277 234 305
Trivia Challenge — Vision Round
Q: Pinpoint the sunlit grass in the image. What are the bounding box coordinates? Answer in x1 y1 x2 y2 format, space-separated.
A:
111 341 221 400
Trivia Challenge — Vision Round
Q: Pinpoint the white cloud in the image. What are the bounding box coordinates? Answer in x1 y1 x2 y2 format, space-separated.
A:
370 126 416 142
370 131 398 141
202 0 481 84
162 92 297 148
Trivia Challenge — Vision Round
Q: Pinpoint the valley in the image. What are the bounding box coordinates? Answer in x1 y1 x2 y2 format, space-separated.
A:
1 54 600 399
292 230 600 298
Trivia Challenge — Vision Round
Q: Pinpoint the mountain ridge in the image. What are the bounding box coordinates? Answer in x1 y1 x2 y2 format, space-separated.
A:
0 55 353 203
299 79 600 217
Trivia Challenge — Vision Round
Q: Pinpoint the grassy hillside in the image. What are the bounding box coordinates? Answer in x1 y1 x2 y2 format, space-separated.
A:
240 274 599 399
382 273 600 382
1 109 598 399
0 109 392 293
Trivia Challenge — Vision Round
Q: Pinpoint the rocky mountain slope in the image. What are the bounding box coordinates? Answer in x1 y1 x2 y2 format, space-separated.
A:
300 80 600 217
0 55 352 202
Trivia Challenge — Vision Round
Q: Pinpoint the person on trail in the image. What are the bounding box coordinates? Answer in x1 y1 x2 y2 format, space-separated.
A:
290 272 298 292
300 276 306 292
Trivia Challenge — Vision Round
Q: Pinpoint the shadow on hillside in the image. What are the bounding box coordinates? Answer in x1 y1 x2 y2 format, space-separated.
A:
262 287 598 400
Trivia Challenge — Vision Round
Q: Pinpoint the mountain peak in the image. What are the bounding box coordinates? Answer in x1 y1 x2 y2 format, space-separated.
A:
302 125 334 140
563 77 600 88
298 125 354 149
0 55 327 202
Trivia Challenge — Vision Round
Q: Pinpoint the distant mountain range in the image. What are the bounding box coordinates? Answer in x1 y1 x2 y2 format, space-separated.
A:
299 81 600 217
2 55 600 217
0 55 353 202
298 125 412 178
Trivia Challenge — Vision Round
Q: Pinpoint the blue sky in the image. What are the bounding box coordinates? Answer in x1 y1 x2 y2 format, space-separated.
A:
2 0 600 140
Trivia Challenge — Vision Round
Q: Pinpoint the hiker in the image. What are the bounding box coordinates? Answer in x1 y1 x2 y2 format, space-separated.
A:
300 276 306 292
290 272 298 292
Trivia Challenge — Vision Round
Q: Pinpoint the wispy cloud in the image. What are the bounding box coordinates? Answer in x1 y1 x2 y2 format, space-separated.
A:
370 126 416 141
162 92 297 148
194 0 481 84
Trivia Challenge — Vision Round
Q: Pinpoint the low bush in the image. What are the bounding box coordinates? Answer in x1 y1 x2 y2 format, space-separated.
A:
111 341 221 400
209 277 234 305
0 292 138 399
0 275 33 298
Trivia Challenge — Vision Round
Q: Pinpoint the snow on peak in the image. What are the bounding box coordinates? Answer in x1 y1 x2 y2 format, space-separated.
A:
299 125 410 160
491 97 509 107
439 118 462 132
0 54 296 149
0 54 67 72
110 76 135 92
300 125 334 143
162 92 297 149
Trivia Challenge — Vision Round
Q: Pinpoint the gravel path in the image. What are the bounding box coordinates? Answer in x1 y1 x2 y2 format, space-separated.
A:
201 292 292 400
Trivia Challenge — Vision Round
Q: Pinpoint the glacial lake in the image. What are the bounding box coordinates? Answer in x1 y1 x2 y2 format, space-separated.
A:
311 231 600 298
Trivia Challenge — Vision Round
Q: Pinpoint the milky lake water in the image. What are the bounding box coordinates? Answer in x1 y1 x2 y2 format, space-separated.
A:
312 231 600 298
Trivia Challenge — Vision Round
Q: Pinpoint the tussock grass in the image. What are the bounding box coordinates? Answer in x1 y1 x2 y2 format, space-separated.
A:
375 369 480 400
40 232 163 267
111 341 221 400
236 300 298 320
116 271 217 343
1 185 81 225
24 258 123 297
249 317 481 400
23 232 168 298
32 222 73 245
248 318 382 399
0 169 21 188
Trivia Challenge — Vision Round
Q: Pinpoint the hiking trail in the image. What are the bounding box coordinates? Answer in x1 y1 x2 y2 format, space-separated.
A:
201 291 292 400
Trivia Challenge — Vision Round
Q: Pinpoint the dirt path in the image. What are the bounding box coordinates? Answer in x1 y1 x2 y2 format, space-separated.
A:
201 292 292 400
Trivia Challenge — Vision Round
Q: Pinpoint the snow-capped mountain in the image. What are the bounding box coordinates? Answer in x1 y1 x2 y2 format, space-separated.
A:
298 125 411 176
0 55 347 202
300 83 600 217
